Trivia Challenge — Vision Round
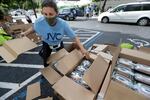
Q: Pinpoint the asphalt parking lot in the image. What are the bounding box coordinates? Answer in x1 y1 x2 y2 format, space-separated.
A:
0 28 150 100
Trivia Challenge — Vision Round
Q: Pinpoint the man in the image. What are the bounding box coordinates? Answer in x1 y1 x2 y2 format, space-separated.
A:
21 0 90 67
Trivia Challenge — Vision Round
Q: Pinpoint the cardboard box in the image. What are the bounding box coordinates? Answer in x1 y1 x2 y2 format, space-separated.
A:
26 82 53 100
26 82 41 100
54 49 83 75
120 48 150 66
102 48 150 100
139 47 150 54
104 80 149 100
52 49 110 100
38 97 53 100
9 24 41 43
47 48 69 65
90 44 118 61
91 44 108 54
41 49 110 100
97 65 111 100
0 37 37 63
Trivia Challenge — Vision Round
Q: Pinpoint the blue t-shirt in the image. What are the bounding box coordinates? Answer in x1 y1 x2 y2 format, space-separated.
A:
34 16 76 46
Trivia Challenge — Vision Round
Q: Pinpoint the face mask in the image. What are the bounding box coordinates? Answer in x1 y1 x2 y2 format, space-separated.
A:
45 16 57 26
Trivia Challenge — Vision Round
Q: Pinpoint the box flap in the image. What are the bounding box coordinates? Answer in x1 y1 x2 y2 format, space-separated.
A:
55 49 83 75
26 82 41 100
104 80 149 100
97 65 111 99
53 76 95 100
139 47 150 54
89 53 97 60
40 67 62 85
98 52 113 61
47 48 68 64
83 55 109 94
38 97 53 100
0 47 17 63
120 48 150 66
3 37 37 55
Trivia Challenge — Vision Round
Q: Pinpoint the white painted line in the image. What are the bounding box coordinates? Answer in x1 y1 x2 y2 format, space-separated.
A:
0 82 19 89
83 32 102 45
63 37 88 39
76 32 96 34
0 72 42 100
63 42 72 44
76 29 99 33
74 29 81 32
77 34 95 37
24 51 39 54
0 59 5 63
0 63 44 69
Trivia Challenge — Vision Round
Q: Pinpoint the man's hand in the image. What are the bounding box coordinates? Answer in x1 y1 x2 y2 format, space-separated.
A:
81 48 90 59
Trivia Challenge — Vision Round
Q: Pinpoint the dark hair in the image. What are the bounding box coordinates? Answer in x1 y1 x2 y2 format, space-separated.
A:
42 0 58 13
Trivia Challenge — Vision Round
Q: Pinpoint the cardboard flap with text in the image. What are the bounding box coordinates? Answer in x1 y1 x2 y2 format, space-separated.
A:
47 48 68 64
55 49 84 75
52 76 95 100
104 80 149 100
120 48 150 66
40 67 62 85
0 37 37 63
83 55 109 94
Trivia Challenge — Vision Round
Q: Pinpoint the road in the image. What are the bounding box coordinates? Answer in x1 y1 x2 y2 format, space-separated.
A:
0 16 150 100
68 17 150 39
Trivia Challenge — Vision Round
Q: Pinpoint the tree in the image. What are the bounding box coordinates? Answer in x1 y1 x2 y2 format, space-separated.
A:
101 0 108 12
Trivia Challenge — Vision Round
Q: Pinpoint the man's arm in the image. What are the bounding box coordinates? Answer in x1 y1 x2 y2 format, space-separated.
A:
74 37 90 59
21 26 34 36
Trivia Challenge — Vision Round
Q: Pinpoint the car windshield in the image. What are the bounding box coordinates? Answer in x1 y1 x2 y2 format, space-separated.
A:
61 9 70 13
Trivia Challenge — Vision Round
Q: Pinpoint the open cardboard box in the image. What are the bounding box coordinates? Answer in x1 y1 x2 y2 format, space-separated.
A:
41 49 110 100
90 44 119 61
104 80 149 100
97 48 150 100
0 37 37 63
26 82 53 100
139 47 150 54
9 24 41 43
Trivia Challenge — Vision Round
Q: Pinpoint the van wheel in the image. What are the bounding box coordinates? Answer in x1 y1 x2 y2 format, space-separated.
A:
66 16 70 21
101 17 109 23
137 18 149 26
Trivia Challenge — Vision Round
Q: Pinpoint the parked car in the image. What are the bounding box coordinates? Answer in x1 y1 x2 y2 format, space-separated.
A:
98 2 150 26
10 9 25 16
28 9 34 15
58 8 77 21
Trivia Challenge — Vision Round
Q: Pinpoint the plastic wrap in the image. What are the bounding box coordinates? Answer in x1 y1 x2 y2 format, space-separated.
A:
134 64 150 75
112 72 134 88
134 73 150 85
116 64 134 77
117 58 134 69
134 83 150 98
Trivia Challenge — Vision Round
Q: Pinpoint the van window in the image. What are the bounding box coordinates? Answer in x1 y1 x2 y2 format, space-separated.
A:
142 4 150 10
112 5 126 12
125 4 142 11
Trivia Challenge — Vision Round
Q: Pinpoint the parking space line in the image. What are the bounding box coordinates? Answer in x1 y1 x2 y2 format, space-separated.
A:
64 37 89 39
0 63 44 69
0 59 5 63
0 72 41 100
23 52 39 54
83 32 103 49
77 34 96 37
0 82 19 89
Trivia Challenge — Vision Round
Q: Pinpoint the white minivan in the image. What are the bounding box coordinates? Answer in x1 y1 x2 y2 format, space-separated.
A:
98 2 150 26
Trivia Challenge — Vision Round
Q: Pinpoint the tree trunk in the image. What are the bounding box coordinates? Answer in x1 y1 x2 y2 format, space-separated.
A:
101 0 107 12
